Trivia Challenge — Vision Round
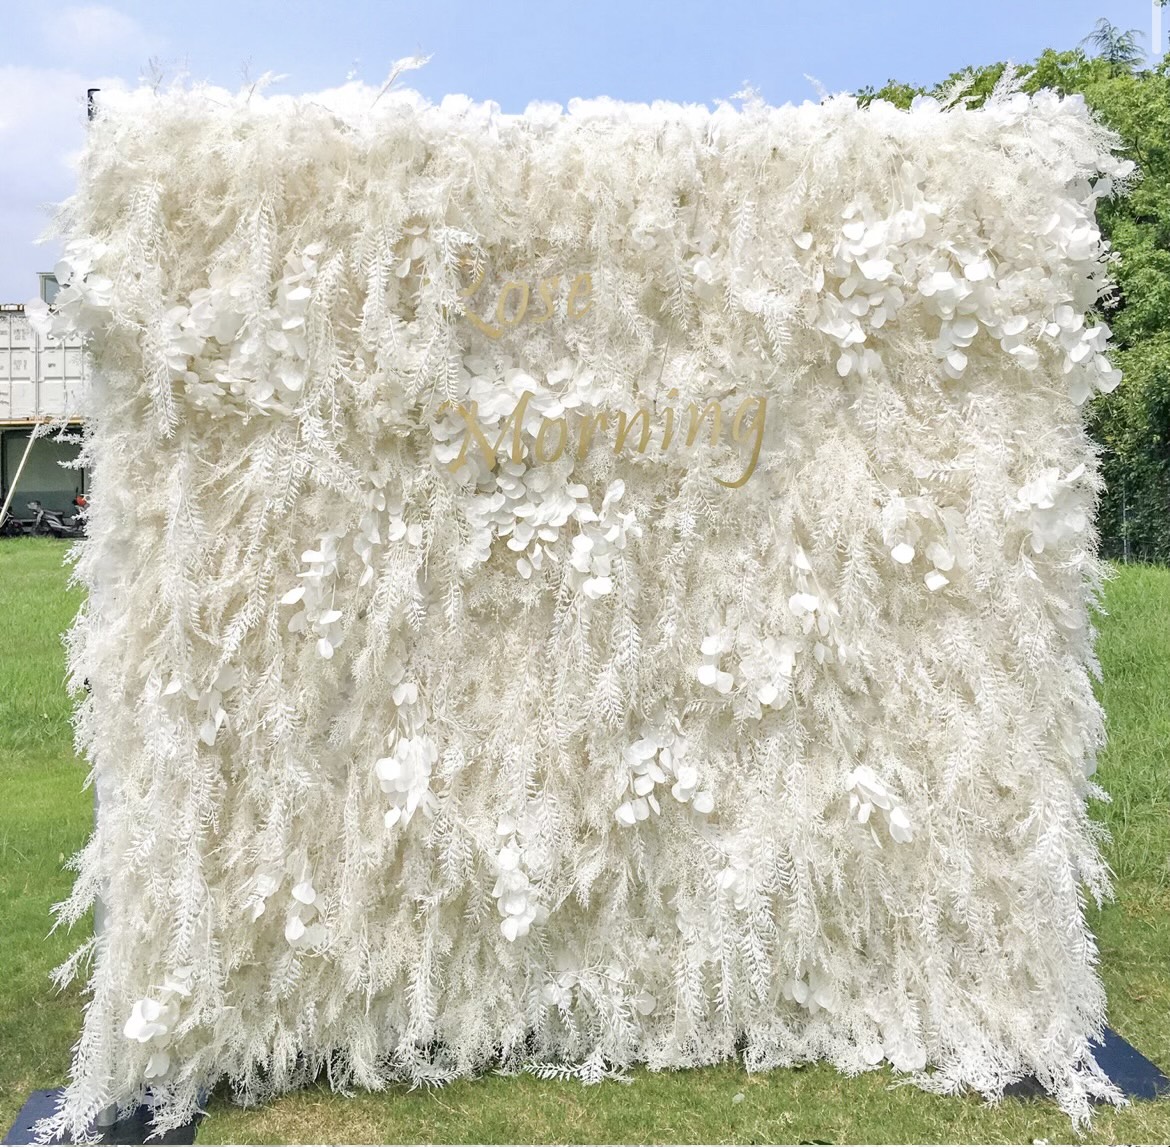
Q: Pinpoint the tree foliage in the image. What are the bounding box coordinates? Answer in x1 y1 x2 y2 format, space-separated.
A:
1081 19 1146 77
859 43 1170 562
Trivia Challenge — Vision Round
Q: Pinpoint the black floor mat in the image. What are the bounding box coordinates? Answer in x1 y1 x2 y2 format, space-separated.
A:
1004 1026 1169 1102
3 1091 201 1145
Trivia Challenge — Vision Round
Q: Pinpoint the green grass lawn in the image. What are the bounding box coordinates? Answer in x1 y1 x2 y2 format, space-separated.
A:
1 537 1167 1144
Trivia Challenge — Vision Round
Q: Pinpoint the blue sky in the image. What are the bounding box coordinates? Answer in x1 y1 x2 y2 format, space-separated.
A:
0 0 1159 300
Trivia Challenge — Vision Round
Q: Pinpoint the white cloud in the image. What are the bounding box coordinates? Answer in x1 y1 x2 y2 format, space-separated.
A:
42 5 164 69
0 66 127 301
0 4 158 299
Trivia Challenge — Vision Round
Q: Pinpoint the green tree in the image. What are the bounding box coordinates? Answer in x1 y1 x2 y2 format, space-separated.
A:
1080 61 1170 560
854 78 925 108
858 36 1170 562
1081 18 1146 76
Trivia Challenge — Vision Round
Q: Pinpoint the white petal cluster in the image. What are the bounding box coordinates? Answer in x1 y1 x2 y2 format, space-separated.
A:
866 1002 928 1073
243 855 327 951
540 947 582 1010
697 606 833 716
714 853 757 911
284 876 327 949
375 735 439 828
782 960 836 1016
735 633 801 711
369 641 438 829
27 239 113 340
467 461 583 578
492 813 548 942
845 766 914 845
567 480 641 602
354 476 425 585
429 360 643 584
282 532 347 658
696 549 857 717
123 966 195 1080
1012 463 1090 554
784 588 844 665
161 664 239 747
700 623 806 716
881 494 972 593
1051 311 1121 404
614 711 713 825
802 140 1128 405
245 869 282 921
431 359 599 479
696 628 735 694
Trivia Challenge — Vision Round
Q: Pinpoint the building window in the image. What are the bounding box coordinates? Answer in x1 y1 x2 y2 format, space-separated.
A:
39 273 60 305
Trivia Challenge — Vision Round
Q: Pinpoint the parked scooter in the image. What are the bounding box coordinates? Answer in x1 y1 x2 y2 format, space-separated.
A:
27 499 86 539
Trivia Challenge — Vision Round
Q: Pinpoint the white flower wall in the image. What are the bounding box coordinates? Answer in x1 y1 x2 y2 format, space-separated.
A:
34 76 1133 1137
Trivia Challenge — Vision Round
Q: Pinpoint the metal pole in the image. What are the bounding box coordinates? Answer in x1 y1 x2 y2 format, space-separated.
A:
83 80 119 1133
1122 477 1130 564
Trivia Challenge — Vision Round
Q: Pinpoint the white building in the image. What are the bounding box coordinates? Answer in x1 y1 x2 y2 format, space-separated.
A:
0 275 89 516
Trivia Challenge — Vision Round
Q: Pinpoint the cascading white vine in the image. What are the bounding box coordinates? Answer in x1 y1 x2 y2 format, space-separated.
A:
30 70 1134 1140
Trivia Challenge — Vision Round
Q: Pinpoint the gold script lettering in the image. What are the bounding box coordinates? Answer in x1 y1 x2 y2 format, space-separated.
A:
576 410 610 460
495 281 530 331
535 416 568 463
435 393 533 469
615 408 653 454
714 395 767 489
532 276 561 324
685 399 723 447
567 273 593 320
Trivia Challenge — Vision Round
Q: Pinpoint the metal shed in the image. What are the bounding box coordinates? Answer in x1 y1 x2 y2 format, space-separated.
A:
0 295 88 517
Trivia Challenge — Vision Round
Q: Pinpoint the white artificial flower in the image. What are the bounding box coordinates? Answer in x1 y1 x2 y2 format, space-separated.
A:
493 861 536 939
846 765 892 821
541 980 573 1009
715 859 754 911
144 1050 171 1079
1011 465 1088 554
285 913 327 949
492 820 548 942
615 715 713 825
845 766 913 845
124 997 179 1043
925 541 954 571
692 791 715 814
566 480 640 605
697 629 735 694
159 966 195 998
924 569 949 592
735 632 801 716
888 806 914 844
788 592 819 616
782 962 836 1015
375 735 438 828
